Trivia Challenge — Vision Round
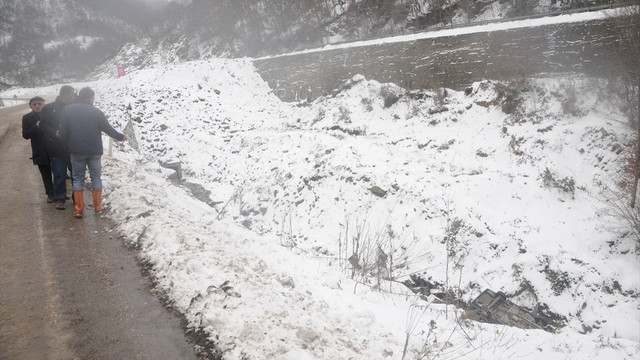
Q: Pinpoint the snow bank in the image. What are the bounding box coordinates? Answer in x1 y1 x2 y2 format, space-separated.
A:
3 57 638 359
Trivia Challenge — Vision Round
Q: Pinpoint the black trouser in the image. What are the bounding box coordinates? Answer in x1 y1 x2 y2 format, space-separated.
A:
50 156 73 202
37 164 54 196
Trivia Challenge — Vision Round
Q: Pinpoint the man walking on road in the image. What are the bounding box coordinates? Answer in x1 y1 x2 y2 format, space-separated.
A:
59 87 127 218
41 85 75 210
21 96 54 203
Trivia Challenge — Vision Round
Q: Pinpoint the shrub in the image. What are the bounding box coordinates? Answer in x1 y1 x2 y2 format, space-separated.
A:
541 168 575 197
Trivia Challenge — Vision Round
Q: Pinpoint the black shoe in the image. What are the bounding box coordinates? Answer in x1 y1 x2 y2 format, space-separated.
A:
55 201 65 210
47 195 54 203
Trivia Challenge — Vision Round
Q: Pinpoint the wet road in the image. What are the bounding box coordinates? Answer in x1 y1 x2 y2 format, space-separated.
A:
0 104 197 359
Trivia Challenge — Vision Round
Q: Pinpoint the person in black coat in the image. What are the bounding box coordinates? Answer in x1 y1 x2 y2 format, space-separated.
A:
22 96 54 202
59 87 127 218
41 85 75 210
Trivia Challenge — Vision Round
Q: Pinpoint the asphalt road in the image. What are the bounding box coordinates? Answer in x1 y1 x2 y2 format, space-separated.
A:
0 104 198 360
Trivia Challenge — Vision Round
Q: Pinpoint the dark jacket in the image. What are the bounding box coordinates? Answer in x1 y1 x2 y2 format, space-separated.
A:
40 98 69 157
59 101 124 155
22 111 50 165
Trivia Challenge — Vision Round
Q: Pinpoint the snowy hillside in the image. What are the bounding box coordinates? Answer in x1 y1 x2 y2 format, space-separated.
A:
3 58 639 359
0 0 155 87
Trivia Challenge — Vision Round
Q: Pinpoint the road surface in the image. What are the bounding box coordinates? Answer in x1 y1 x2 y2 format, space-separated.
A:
0 103 198 359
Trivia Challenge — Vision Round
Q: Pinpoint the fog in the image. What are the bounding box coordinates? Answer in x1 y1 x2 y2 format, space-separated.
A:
81 0 170 26
138 0 170 8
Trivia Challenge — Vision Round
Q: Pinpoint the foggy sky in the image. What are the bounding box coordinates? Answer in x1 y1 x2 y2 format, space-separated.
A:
80 0 171 26
138 0 170 8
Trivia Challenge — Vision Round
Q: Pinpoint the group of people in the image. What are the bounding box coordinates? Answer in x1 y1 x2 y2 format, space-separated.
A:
21 86 127 218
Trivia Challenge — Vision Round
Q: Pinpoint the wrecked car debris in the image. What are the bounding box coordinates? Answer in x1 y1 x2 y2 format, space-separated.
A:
467 289 555 333
404 275 556 332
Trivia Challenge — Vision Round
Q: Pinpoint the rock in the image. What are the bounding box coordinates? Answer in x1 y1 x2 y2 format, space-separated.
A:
384 93 399 108
296 327 320 344
370 186 387 198
276 274 295 289
428 106 448 114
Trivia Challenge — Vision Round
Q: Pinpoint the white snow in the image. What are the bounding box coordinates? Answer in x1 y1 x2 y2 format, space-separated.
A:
0 99 27 107
3 8 639 360
43 36 103 50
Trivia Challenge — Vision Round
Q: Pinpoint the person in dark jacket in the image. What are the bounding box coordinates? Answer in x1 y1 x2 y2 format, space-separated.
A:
22 96 54 203
41 85 75 210
59 87 127 218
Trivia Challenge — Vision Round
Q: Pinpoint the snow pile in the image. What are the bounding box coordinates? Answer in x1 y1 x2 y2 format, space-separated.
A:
3 57 639 359
0 98 26 107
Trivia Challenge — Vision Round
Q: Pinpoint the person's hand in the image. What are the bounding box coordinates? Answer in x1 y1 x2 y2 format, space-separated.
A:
36 121 40 127
55 130 60 138
122 135 128 141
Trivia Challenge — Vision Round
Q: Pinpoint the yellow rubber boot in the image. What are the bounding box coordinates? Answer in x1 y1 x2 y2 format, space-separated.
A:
92 190 105 214
73 190 84 218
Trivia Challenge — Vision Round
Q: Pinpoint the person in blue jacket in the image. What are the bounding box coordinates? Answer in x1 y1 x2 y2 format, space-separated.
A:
59 87 127 218
22 96 54 202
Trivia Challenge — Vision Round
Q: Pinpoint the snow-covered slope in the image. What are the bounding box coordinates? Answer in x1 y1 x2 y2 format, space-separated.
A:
3 58 638 359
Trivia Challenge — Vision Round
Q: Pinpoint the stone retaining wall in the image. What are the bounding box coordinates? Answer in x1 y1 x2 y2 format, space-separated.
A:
254 16 629 102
